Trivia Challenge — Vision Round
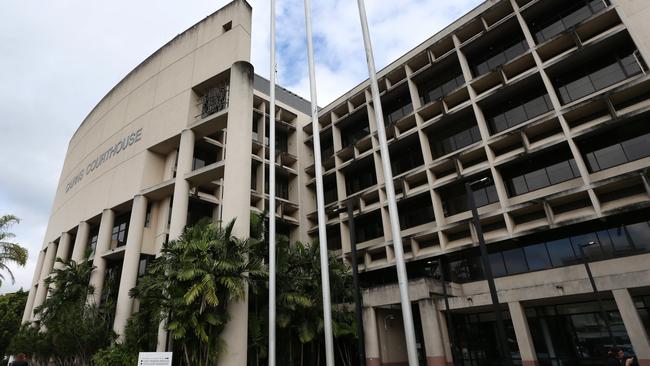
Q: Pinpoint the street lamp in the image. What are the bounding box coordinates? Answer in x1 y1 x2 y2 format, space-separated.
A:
577 241 616 348
333 197 366 366
464 177 513 366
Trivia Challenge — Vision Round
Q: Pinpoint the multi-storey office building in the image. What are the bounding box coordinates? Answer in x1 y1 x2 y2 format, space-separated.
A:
21 0 650 365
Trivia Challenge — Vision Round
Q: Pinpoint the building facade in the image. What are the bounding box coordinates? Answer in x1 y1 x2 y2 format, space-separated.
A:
22 0 650 365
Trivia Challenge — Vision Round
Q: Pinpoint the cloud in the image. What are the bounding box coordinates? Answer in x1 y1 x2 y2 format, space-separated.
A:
0 0 482 293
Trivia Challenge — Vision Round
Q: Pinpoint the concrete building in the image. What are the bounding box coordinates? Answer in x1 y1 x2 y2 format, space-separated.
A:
22 0 650 365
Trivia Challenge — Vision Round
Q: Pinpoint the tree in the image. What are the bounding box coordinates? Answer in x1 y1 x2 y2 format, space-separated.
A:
0 215 28 287
0 290 27 359
246 212 357 366
127 218 266 366
9 258 115 366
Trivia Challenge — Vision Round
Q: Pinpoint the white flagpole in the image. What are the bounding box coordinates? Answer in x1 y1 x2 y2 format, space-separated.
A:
268 0 277 364
303 0 335 364
355 0 419 364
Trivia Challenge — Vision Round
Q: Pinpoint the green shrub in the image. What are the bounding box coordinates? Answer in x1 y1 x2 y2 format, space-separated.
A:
92 345 137 366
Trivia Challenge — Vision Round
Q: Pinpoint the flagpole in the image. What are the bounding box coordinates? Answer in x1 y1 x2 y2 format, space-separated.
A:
303 0 335 364
355 0 419 364
268 0 277 364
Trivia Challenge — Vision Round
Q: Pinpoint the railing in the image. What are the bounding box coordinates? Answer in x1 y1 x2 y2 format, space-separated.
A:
533 0 607 44
201 84 229 118
557 53 643 104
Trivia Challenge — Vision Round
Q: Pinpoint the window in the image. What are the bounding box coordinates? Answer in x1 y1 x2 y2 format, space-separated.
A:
439 177 499 216
580 118 650 172
429 116 482 158
112 214 130 248
88 227 99 257
355 211 383 243
383 90 413 125
265 172 289 199
554 42 643 104
340 119 370 148
417 63 465 105
485 92 553 134
444 215 650 283
524 243 552 271
398 194 434 229
345 159 377 195
326 225 342 250
529 0 607 44
323 176 338 204
144 202 153 227
470 34 528 76
390 141 424 175
501 147 581 197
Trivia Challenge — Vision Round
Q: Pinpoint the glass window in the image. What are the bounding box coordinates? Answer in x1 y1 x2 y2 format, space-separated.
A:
489 252 507 277
555 49 643 104
524 243 552 271
503 248 528 274
625 221 650 251
546 238 576 267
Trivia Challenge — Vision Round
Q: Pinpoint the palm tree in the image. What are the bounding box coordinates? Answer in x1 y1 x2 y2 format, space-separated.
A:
0 214 28 287
130 218 266 366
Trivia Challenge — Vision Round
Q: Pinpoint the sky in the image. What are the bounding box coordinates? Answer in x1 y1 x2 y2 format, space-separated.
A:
0 0 483 294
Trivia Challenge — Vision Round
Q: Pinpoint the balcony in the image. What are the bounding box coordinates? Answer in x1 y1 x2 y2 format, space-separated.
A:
464 18 528 78
501 144 581 197
549 32 644 105
426 108 481 159
526 0 608 44
481 76 553 134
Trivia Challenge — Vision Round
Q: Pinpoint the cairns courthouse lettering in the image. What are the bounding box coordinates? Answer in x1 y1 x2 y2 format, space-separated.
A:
65 128 143 193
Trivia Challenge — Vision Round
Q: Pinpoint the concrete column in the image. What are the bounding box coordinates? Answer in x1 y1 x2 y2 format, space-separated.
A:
113 195 148 339
156 130 194 351
613 289 650 366
88 209 115 306
71 221 90 262
154 198 171 255
53 232 72 270
508 302 538 366
168 129 195 241
419 299 448 366
21 250 45 323
218 60 254 366
364 306 381 366
31 242 57 319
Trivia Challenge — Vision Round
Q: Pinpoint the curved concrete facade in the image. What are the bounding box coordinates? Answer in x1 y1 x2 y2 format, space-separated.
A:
46 0 250 244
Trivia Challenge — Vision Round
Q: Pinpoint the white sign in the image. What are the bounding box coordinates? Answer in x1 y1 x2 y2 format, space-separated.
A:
137 352 172 366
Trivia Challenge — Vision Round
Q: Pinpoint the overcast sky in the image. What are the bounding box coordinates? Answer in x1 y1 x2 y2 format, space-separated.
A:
0 0 483 294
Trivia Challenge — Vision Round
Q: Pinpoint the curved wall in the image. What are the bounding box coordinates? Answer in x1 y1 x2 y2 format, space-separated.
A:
43 0 252 246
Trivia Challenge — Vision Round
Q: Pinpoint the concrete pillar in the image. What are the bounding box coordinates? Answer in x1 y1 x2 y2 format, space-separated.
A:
364 306 381 366
419 299 448 366
218 60 254 366
508 301 538 366
154 197 171 255
71 221 90 262
88 209 115 306
613 289 650 366
53 232 72 270
113 195 148 339
168 129 195 240
31 242 57 319
156 129 194 352
21 250 45 323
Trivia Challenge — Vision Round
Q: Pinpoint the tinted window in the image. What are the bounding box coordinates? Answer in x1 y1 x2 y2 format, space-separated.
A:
503 248 528 274
524 243 552 271
547 238 575 267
